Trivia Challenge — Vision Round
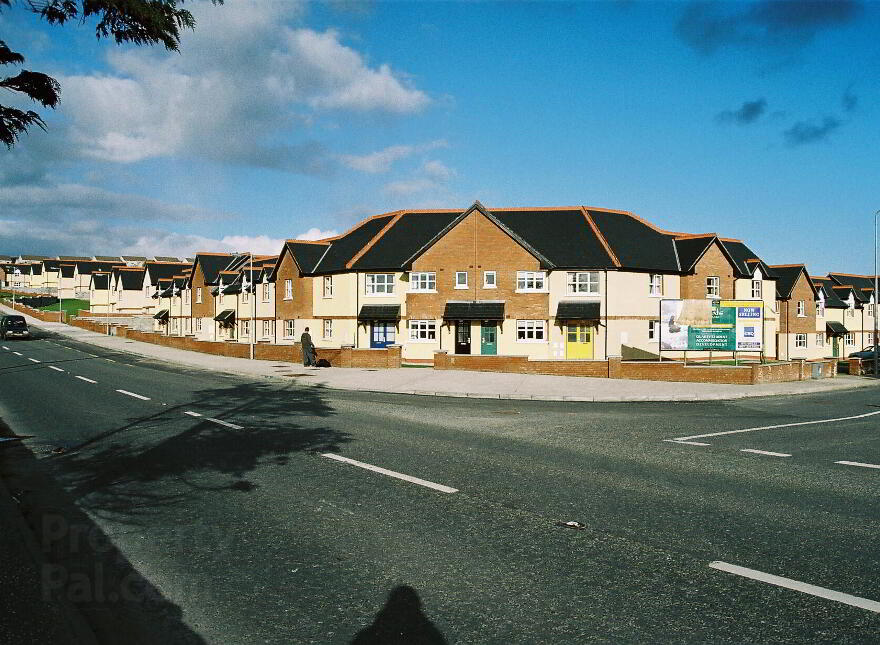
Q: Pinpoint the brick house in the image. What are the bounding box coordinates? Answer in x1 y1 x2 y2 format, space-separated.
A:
771 264 825 360
827 273 878 351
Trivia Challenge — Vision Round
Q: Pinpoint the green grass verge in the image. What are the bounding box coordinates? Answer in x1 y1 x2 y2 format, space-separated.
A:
38 299 90 317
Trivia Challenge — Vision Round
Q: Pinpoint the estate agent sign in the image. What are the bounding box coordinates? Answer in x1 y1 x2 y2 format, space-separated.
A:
659 299 763 352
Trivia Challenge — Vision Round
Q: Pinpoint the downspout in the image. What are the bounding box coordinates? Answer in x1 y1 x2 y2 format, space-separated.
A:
355 272 359 348
604 270 608 361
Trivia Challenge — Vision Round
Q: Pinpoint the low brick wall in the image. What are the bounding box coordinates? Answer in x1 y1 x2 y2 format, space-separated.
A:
0 299 64 322
434 352 837 385
70 318 109 334
340 345 402 369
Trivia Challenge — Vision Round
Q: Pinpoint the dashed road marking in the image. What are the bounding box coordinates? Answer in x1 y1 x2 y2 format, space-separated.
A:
184 411 202 418
48 366 64 372
740 449 791 457
710 561 880 613
835 460 880 470
75 376 97 384
321 453 459 494
116 389 150 401
205 417 243 429
2 346 8 350
27 358 40 363
13 351 21 356
663 439 710 446
669 410 880 443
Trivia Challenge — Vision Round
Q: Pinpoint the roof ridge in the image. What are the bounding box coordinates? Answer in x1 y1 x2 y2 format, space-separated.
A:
769 263 806 268
580 207 620 268
346 211 406 269
284 238 331 245
673 233 717 239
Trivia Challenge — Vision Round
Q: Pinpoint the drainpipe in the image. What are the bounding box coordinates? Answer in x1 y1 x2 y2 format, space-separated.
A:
355 272 359 348
604 270 608 361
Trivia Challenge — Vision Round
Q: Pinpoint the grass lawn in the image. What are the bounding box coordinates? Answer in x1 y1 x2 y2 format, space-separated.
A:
39 299 90 317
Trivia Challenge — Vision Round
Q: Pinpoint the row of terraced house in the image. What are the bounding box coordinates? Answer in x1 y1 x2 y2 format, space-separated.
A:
2 202 877 363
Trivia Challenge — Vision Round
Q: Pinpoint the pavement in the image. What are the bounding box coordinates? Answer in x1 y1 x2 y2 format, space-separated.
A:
2 303 876 402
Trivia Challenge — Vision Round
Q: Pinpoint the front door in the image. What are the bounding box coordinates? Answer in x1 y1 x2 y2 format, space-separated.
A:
370 322 395 348
566 323 594 359
832 336 839 358
480 322 497 355
455 320 471 354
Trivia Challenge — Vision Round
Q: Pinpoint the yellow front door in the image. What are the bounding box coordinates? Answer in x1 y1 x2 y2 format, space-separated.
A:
566 323 594 359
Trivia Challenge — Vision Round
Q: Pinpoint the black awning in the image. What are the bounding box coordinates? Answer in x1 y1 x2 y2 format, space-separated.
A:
443 301 504 320
826 321 848 335
358 305 400 321
555 300 600 320
153 309 169 321
214 309 235 323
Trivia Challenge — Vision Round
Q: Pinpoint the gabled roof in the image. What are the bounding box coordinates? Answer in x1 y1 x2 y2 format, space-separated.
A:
769 264 816 300
58 255 91 261
74 260 124 275
314 214 397 273
118 267 145 290
20 255 50 260
348 211 460 271
191 253 241 285
59 264 76 278
43 259 62 271
144 261 191 285
832 284 866 304
588 209 679 271
828 273 877 301
122 256 148 261
153 256 183 262
716 240 775 279
94 255 122 261
812 277 848 308
672 235 716 273
29 264 42 275
90 272 110 290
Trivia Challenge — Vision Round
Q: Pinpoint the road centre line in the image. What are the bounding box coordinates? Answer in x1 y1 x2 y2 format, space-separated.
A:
205 417 243 429
835 460 880 470
13 351 21 356
184 411 202 417
321 453 459 494
740 449 791 457
48 366 64 372
670 410 880 442
663 439 710 446
75 376 97 384
2 346 8 350
116 389 151 401
709 561 880 613
27 358 40 363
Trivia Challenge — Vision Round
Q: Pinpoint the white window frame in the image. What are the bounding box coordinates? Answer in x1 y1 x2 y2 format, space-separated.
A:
567 271 600 295
845 332 855 346
365 273 394 295
648 320 660 342
483 271 497 289
516 319 546 342
409 272 436 293
649 274 663 297
284 319 294 339
751 280 762 298
241 319 250 337
196 318 202 332
323 275 334 298
869 304 876 317
262 282 270 302
455 271 469 289
796 300 805 317
706 276 720 298
323 319 333 339
516 271 546 293
795 333 807 349
184 288 191 305
816 301 824 317
242 288 249 304
816 333 823 347
284 279 293 300
262 319 272 338
196 287 202 304
408 319 437 342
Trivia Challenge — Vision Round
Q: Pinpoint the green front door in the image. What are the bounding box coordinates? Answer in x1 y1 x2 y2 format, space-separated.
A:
480 322 497 355
832 336 839 358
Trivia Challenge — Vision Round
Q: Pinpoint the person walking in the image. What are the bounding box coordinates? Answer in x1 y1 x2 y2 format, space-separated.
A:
300 326 316 367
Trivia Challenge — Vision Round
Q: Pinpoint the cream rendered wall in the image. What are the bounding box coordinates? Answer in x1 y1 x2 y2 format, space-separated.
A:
354 272 407 349
547 270 606 360
402 322 442 361
605 271 680 358
58 276 76 299
780 332 826 361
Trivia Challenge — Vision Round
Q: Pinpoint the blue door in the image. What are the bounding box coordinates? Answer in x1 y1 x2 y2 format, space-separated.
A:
371 322 395 348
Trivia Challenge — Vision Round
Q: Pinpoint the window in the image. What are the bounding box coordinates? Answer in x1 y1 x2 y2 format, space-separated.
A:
409 272 436 292
196 287 202 304
816 301 824 317
144 285 150 298
649 274 663 296
284 319 294 338
323 319 332 339
196 318 202 332
242 288 249 304
795 333 807 348
751 280 762 298
455 271 468 289
241 319 250 337
816 333 823 347
171 318 178 332
516 320 546 342
284 279 293 300
323 275 334 298
185 318 191 334
845 332 855 346
262 283 270 302
706 276 720 298
365 273 394 294
648 320 660 341
516 271 546 292
869 304 876 317
185 289 190 305
484 271 497 288
568 272 600 295
796 300 805 317
847 307 855 318
262 320 272 338
409 320 437 341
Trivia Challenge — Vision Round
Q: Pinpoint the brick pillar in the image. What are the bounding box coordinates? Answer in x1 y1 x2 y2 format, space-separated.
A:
433 350 448 370
608 355 622 379
340 345 354 368
386 344 402 368
797 358 807 380
848 357 862 376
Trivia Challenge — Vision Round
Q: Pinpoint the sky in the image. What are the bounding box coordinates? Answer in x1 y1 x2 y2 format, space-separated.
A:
2 0 878 275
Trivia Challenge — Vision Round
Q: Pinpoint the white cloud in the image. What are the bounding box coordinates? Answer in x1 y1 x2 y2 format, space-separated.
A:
382 158 457 197
340 139 447 174
383 178 439 196
296 227 338 241
421 159 455 181
57 0 431 169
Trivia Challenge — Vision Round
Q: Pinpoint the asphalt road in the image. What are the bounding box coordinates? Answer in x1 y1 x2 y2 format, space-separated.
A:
0 331 878 644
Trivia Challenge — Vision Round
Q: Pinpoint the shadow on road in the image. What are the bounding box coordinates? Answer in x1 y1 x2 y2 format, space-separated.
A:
351 585 447 645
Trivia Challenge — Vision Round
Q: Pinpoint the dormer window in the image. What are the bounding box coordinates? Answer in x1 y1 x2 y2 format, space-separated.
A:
751 280 761 298
796 300 805 317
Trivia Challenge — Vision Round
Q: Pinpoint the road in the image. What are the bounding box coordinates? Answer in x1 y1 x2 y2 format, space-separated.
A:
0 330 878 643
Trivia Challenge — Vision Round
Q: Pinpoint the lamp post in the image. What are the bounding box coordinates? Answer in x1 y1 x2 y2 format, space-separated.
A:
874 210 879 377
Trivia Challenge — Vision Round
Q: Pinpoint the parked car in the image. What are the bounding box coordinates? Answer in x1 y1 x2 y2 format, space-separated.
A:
849 345 879 359
0 315 30 340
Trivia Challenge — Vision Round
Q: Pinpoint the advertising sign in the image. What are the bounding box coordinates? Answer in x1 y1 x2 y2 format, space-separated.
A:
659 299 763 352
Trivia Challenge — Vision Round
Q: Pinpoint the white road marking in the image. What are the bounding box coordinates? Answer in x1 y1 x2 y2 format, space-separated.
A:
13 351 21 356
105 358 116 363
2 346 8 350
670 410 880 442
75 376 97 384
321 453 459 493
116 389 150 401
28 358 40 363
48 366 64 372
663 439 711 446
709 561 880 613
184 411 203 417
205 417 243 429
835 460 880 470
740 449 791 457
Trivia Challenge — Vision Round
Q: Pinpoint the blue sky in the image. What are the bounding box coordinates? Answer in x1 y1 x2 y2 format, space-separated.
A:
2 0 878 275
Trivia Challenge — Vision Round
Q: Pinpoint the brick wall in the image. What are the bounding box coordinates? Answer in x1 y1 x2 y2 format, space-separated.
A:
70 318 109 334
275 250 313 321
780 271 816 334
0 300 64 322
339 345 402 368
190 262 214 319
680 242 735 300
